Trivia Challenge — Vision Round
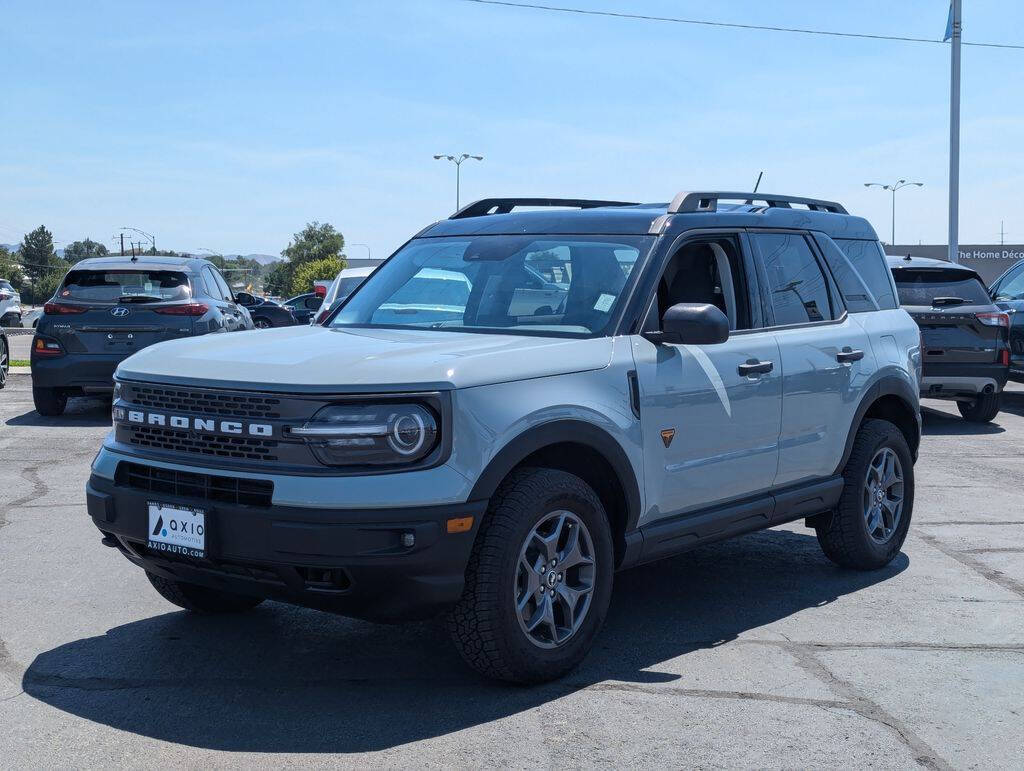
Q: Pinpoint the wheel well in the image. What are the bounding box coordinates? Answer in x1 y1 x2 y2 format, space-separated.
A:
863 394 919 458
514 442 629 565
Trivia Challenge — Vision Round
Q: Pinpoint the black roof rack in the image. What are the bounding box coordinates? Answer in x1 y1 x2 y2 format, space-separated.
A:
667 191 848 215
450 197 640 219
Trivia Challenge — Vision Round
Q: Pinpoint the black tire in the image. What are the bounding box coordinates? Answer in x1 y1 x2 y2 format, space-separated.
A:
0 336 7 390
253 317 272 329
1 313 19 327
33 386 67 416
815 418 914 570
957 392 1001 423
447 467 614 684
146 571 265 613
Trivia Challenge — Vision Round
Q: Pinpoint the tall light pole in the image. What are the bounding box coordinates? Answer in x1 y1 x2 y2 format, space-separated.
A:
347 243 372 262
433 153 483 211
122 226 155 254
864 180 923 245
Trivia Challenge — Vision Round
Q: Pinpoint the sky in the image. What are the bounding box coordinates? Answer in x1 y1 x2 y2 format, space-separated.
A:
2 0 1023 260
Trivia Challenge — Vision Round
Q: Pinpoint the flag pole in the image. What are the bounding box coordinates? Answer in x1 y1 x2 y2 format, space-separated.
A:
948 0 962 264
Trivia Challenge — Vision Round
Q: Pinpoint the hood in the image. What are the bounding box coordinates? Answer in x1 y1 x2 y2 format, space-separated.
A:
116 326 615 392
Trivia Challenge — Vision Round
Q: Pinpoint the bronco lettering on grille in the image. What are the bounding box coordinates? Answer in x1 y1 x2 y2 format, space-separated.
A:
113 407 273 437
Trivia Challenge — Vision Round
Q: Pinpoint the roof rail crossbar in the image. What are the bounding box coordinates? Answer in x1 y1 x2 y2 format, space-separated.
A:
668 191 848 215
450 197 639 219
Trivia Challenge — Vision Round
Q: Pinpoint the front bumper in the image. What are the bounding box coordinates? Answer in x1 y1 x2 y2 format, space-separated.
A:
919 361 1009 398
31 352 125 391
87 472 486 622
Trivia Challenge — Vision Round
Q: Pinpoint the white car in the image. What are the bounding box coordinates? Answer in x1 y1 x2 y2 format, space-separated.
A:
311 265 378 324
0 279 22 327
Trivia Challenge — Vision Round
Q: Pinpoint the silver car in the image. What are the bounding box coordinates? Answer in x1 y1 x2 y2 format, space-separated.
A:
0 279 21 327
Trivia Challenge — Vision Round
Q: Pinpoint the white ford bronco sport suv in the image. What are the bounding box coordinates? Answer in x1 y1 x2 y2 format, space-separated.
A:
88 192 922 683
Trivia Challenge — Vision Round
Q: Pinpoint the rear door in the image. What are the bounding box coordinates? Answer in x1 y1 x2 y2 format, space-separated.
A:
48 268 196 355
892 267 1004 368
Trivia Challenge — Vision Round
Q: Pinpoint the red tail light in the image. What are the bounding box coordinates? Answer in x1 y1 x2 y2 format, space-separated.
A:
43 302 88 315
153 303 209 316
976 311 1010 328
33 336 64 357
0 291 10 301
1001 349 1010 366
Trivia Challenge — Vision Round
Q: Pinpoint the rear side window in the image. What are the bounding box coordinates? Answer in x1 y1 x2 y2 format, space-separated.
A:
891 269 990 306
833 239 899 311
755 233 835 325
60 270 191 303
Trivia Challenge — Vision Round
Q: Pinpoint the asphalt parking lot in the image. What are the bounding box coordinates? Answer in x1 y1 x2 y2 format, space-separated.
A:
1 373 1022 768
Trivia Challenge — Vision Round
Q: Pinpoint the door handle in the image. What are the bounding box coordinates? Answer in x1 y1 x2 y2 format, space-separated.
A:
738 359 773 376
837 347 864 363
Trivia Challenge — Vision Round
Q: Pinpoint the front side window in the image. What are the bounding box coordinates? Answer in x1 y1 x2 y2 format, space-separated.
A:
756 233 835 325
331 235 652 337
892 268 990 306
992 264 1024 300
59 270 192 303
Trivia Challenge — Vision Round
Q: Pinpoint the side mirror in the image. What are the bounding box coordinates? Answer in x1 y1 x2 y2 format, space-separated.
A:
234 292 255 305
647 303 730 345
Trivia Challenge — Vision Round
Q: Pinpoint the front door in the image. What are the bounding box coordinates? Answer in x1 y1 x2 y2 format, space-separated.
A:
631 233 782 525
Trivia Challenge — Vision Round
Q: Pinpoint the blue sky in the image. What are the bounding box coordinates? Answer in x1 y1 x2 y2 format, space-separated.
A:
2 0 1023 258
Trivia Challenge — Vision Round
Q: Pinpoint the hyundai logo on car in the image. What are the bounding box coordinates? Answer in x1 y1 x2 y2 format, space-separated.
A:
110 306 130 317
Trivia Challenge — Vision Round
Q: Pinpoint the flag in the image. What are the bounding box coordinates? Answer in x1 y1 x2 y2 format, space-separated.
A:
943 2 953 41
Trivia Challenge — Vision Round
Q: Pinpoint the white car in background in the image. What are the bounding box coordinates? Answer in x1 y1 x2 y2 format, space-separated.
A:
0 279 22 327
312 265 379 324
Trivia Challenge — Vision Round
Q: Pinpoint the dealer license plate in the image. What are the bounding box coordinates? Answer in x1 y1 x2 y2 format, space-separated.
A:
147 501 207 559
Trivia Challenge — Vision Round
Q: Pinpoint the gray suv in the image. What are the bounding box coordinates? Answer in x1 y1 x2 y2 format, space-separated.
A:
87 192 921 683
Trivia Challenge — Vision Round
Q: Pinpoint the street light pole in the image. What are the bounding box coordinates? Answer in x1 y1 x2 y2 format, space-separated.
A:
864 180 923 245
122 226 155 254
433 153 483 211
347 243 371 262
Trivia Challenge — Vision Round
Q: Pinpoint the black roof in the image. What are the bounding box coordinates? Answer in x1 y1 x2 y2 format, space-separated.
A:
421 193 878 242
886 255 978 273
67 255 213 273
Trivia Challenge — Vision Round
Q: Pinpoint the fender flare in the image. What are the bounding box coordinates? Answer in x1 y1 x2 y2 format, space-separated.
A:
834 375 920 474
468 419 642 529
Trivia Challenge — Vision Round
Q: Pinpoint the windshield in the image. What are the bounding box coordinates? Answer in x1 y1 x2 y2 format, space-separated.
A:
60 270 192 303
892 269 990 306
330 235 651 337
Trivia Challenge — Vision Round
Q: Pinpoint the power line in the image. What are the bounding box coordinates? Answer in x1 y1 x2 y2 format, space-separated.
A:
462 0 1024 50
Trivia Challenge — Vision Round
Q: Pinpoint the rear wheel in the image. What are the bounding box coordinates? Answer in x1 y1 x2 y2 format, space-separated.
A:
447 467 613 683
957 392 1001 423
146 572 265 613
33 386 67 416
816 419 913 570
253 317 272 329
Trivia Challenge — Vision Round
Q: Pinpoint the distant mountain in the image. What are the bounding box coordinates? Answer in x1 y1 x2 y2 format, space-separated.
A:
243 253 281 265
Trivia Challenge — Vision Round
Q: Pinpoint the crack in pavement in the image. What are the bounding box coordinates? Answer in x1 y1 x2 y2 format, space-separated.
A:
0 465 47 530
961 547 1024 554
782 643 952 771
916 530 1024 600
916 521 1024 527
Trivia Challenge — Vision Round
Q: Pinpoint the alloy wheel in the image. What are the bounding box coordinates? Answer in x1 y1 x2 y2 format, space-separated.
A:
514 510 596 649
863 447 904 543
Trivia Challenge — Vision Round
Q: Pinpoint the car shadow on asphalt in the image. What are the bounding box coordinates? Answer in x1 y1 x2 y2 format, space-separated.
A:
5 397 111 428
920 405 1005 436
21 529 907 754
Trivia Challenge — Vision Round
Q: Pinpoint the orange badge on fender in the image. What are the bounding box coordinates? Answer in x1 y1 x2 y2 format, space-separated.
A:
660 429 675 448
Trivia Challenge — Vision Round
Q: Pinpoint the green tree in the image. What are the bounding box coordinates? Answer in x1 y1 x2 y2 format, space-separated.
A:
291 256 343 297
282 221 344 265
64 238 109 261
19 225 62 282
31 271 63 304
263 261 291 296
0 247 24 288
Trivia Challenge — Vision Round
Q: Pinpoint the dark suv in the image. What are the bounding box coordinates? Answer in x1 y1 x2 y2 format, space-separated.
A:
31 256 254 416
889 256 1009 422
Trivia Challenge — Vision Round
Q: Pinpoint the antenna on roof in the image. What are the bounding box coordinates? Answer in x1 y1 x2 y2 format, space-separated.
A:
752 171 764 193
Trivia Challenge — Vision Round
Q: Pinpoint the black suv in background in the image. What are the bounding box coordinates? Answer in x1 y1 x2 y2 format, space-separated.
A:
987 260 1024 382
234 292 297 328
31 256 254 416
889 255 1009 422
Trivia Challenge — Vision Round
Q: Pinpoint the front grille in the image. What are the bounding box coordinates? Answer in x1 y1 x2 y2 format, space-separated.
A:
126 425 280 462
126 385 283 419
115 461 273 507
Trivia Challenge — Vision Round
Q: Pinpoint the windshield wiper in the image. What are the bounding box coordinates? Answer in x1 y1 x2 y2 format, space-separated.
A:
931 296 967 306
117 295 163 303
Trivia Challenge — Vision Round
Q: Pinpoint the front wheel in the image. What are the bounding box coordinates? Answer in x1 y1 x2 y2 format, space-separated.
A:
33 386 67 416
816 419 914 570
447 467 613 683
146 572 265 613
957 392 1001 423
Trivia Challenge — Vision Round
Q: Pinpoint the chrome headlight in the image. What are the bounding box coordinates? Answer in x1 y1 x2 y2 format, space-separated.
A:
290 403 439 466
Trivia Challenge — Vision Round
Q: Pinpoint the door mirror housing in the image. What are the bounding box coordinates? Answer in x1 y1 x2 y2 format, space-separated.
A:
647 303 730 345
234 292 256 306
